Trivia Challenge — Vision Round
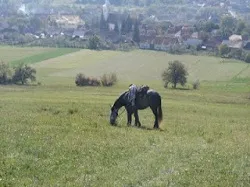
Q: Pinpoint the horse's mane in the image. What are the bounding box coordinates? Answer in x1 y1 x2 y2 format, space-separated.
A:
113 91 128 105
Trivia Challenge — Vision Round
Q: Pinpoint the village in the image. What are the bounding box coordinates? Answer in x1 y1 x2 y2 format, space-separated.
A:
0 0 250 55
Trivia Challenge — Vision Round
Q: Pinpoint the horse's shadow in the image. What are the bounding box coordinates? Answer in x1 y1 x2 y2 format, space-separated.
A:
136 125 165 131
113 124 164 131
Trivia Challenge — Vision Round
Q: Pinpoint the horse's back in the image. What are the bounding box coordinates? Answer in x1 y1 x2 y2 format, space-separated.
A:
147 89 161 106
137 89 161 109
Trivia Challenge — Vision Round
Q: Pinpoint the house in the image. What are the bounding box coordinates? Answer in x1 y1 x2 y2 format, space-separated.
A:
211 29 219 36
181 25 195 37
146 36 179 51
72 30 85 39
146 30 157 37
191 32 199 39
153 37 164 50
221 40 243 49
174 30 181 39
243 40 250 50
54 15 84 29
47 29 61 38
183 38 203 48
229 34 242 42
106 12 127 32
221 34 243 49
161 37 179 51
139 35 154 50
202 38 222 50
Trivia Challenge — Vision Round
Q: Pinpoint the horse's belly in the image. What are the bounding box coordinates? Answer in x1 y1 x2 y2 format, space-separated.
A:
137 102 149 110
136 96 149 110
138 106 149 110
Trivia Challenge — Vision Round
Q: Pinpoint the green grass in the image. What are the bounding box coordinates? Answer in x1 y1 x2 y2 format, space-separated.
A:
0 84 249 186
0 47 250 186
9 48 80 66
32 50 250 85
0 46 55 63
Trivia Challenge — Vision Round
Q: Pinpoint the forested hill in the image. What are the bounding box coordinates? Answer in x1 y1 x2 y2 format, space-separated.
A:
75 0 247 6
76 0 185 6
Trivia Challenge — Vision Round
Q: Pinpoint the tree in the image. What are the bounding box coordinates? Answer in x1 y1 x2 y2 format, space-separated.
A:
30 16 44 33
125 15 133 33
100 12 108 31
162 60 188 89
219 44 230 57
0 61 12 84
12 64 36 85
133 19 140 43
88 35 100 50
199 31 209 42
236 20 246 34
220 15 237 38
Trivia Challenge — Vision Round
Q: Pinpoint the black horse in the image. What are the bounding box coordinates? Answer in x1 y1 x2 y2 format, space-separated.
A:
110 89 163 128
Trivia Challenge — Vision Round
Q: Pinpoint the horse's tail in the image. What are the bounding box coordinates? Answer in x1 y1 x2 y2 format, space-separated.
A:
157 103 163 125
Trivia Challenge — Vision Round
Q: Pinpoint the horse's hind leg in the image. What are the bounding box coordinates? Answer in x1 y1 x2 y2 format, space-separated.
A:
134 110 141 127
150 107 159 129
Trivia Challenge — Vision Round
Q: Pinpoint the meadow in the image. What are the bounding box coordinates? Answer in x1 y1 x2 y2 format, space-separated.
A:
0 47 250 186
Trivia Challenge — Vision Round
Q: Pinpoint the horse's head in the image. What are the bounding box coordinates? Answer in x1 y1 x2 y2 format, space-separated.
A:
110 106 118 125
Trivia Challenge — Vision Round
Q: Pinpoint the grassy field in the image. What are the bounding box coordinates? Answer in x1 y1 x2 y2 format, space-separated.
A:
32 49 250 85
0 46 79 66
0 47 250 186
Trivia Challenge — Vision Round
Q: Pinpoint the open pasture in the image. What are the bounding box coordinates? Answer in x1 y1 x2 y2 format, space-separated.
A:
0 47 250 186
32 49 250 85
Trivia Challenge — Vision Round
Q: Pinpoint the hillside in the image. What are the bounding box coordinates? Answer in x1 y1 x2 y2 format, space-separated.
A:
31 49 250 85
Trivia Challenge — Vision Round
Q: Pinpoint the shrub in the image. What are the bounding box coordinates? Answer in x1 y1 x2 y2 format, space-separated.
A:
75 73 117 87
75 73 101 86
193 80 200 90
100 73 117 87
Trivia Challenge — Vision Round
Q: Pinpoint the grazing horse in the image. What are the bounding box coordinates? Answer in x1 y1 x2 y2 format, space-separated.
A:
110 89 163 128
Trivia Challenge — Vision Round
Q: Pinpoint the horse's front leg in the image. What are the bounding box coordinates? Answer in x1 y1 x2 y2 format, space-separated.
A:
134 109 141 127
126 108 132 126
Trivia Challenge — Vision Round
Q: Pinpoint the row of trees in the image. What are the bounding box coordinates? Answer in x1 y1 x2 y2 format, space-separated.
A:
0 62 36 85
77 0 201 6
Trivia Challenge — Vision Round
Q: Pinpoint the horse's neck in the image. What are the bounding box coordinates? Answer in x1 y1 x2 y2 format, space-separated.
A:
114 100 122 110
114 92 128 109
114 93 125 110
